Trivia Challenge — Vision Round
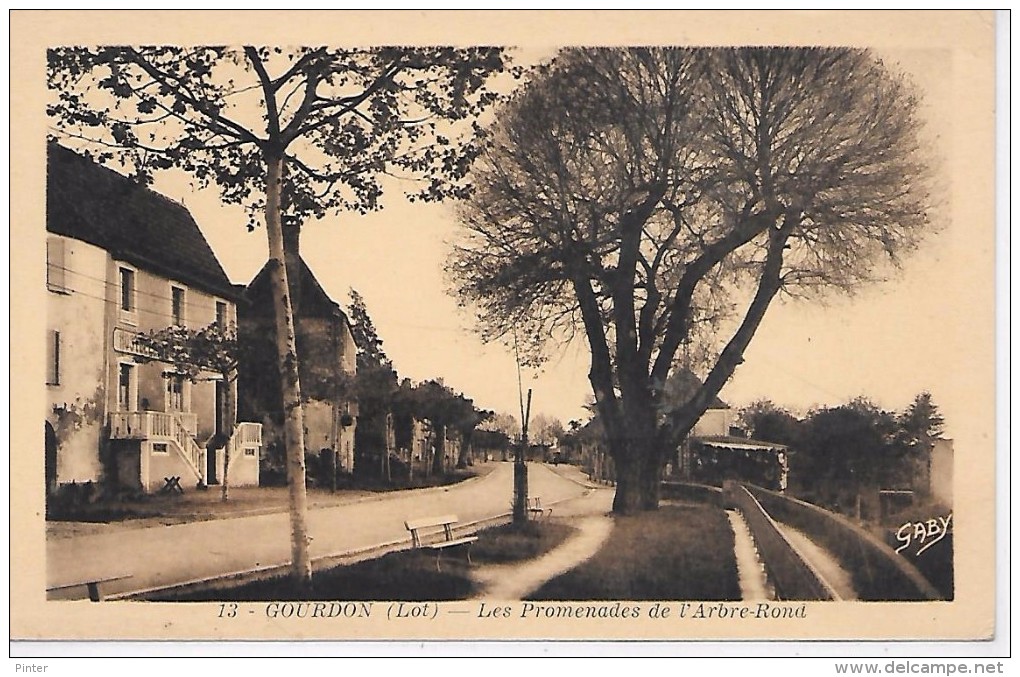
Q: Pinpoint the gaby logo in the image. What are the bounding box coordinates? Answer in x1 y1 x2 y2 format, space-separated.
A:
895 514 952 556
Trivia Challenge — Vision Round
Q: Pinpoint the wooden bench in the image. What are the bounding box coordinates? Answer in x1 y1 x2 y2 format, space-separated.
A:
527 496 551 520
512 497 552 520
47 573 133 602
404 514 478 571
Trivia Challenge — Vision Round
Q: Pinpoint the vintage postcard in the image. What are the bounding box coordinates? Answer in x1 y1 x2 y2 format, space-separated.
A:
10 9 1001 649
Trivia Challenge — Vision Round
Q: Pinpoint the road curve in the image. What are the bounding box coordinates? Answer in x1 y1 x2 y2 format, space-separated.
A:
46 462 588 599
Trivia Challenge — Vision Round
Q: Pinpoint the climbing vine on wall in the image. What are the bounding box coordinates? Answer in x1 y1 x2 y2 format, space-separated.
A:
51 385 104 439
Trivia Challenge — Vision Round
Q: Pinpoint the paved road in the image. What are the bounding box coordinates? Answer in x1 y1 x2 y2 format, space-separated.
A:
46 462 590 599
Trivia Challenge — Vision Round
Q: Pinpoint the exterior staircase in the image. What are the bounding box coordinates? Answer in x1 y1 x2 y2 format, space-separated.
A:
227 422 262 467
109 411 206 485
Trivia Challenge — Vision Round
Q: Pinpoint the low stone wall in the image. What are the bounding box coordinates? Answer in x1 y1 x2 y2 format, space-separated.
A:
745 484 944 601
660 481 724 506
725 482 838 601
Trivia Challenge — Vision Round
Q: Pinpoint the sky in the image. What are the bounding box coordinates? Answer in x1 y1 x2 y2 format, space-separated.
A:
136 44 990 449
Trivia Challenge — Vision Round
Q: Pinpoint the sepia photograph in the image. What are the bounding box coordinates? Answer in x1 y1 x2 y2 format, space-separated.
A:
10 9 1002 653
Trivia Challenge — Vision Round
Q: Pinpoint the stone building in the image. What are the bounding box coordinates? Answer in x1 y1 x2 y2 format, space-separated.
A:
45 143 261 494
237 228 358 479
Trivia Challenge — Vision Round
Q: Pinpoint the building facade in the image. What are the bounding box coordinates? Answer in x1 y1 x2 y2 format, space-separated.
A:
237 228 358 479
45 143 260 494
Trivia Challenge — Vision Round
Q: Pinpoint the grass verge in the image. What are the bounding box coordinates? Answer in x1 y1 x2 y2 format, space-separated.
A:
150 549 478 602
527 503 740 601
471 520 577 564
149 519 577 602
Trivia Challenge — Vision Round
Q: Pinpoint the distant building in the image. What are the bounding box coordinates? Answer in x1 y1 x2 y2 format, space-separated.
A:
45 143 261 494
684 436 789 492
925 438 954 507
666 370 788 491
661 367 733 437
472 429 511 462
237 228 358 479
568 368 788 489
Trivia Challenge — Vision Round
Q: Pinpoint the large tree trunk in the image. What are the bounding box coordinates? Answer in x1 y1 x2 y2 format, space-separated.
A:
611 445 644 514
612 449 663 512
608 406 660 514
265 150 312 587
638 450 664 510
457 430 472 468
432 424 446 476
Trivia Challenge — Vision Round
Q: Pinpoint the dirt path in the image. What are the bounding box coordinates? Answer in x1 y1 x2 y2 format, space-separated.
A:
469 487 615 600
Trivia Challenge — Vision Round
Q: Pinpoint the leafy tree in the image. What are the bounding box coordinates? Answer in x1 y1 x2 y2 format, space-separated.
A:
49 45 511 584
450 47 937 513
797 397 898 510
888 391 946 489
347 288 390 372
345 288 398 477
896 391 945 452
737 399 803 447
478 411 522 441
133 323 239 501
529 413 565 447
406 379 486 475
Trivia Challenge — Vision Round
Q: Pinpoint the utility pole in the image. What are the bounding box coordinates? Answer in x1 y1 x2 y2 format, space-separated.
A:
514 388 532 525
511 326 531 525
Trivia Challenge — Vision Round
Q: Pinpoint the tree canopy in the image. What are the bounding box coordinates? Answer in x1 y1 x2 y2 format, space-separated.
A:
737 399 803 447
48 46 512 227
450 47 938 512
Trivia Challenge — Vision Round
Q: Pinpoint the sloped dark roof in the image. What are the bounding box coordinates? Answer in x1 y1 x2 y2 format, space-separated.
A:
46 142 238 299
244 256 350 324
663 368 729 410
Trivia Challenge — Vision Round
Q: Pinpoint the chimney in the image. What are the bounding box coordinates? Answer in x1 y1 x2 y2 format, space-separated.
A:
282 224 302 313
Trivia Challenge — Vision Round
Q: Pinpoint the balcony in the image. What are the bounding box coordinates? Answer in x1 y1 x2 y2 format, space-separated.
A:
109 410 198 439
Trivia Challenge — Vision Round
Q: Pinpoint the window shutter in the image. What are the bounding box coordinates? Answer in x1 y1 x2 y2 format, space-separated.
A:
47 238 66 292
46 330 60 385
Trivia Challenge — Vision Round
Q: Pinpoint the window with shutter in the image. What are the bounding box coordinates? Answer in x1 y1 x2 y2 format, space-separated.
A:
216 301 227 329
119 266 138 326
46 238 68 293
46 330 60 385
171 286 186 326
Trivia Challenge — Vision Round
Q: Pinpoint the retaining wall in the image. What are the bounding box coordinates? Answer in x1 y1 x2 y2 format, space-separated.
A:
744 484 944 601
724 482 838 601
660 481 724 507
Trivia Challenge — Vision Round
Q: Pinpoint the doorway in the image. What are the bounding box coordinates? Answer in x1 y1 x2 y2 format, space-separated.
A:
207 445 218 485
45 421 57 494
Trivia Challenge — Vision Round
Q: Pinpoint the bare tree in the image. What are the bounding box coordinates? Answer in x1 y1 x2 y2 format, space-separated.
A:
450 47 938 513
529 413 565 447
48 45 511 584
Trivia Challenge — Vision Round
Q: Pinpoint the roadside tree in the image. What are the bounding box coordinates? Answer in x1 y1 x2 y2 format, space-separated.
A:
450 47 938 513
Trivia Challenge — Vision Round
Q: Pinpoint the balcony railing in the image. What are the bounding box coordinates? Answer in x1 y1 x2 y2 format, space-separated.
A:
232 421 262 447
109 410 197 439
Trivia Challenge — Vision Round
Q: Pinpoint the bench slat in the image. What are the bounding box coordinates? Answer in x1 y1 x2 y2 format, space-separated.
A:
404 514 459 531
427 536 478 550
